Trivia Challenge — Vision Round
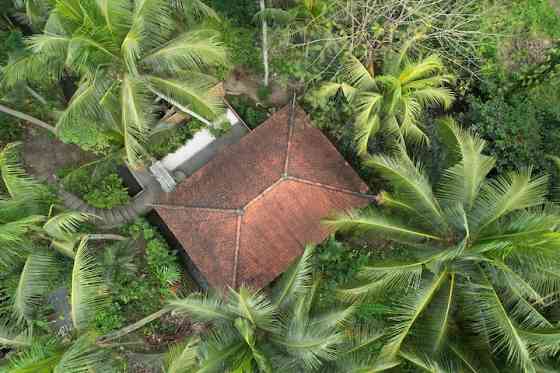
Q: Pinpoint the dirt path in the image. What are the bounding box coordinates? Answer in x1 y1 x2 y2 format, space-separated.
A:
22 127 96 184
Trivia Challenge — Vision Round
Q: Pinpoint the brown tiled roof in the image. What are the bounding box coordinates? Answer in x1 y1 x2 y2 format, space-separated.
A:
154 105 372 289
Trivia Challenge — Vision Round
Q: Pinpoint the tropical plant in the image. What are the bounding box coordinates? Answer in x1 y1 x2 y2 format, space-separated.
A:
319 41 455 155
0 239 118 372
325 118 560 371
163 245 395 372
2 0 227 167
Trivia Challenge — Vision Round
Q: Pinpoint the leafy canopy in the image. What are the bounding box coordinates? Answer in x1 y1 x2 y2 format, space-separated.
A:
326 118 560 372
3 0 228 167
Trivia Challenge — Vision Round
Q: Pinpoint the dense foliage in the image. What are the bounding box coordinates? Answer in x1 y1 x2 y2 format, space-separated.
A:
1 0 560 372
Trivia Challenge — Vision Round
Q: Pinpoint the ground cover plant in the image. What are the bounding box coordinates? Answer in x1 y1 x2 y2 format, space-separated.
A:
1 0 560 372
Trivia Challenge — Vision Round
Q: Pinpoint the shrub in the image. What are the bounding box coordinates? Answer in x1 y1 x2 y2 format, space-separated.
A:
61 166 130 208
466 94 542 173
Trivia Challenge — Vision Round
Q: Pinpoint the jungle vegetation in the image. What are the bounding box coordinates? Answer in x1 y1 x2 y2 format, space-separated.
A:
1 0 559 372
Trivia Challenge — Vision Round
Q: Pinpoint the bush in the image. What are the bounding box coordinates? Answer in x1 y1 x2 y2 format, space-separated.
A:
94 219 186 336
148 120 206 159
61 166 130 208
466 94 543 173
227 95 268 129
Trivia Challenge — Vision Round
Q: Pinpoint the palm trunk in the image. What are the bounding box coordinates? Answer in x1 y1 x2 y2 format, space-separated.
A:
0 103 57 135
97 308 170 345
259 0 270 87
87 234 128 241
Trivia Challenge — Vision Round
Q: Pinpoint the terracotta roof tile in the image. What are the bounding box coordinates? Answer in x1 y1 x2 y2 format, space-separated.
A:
154 105 371 290
154 207 239 288
288 109 369 194
157 108 290 209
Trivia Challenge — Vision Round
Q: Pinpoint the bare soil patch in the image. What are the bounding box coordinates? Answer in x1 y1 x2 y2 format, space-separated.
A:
22 127 96 184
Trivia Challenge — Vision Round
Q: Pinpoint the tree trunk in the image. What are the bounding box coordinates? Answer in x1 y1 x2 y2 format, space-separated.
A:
97 308 170 345
259 0 270 87
0 103 58 135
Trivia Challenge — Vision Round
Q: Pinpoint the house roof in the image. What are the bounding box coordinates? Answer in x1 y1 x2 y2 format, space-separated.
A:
153 105 372 289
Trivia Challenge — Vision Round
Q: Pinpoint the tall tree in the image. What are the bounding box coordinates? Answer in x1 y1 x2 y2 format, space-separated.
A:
325 118 560 371
319 41 455 156
2 0 228 168
259 0 270 87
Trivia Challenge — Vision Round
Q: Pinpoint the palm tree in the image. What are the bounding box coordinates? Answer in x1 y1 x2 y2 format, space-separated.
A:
0 238 118 372
319 41 455 156
2 0 227 167
325 118 560 372
162 246 394 372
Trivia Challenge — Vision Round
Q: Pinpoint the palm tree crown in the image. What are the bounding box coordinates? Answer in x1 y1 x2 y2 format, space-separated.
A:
320 42 455 156
3 0 227 167
164 246 395 373
326 118 560 372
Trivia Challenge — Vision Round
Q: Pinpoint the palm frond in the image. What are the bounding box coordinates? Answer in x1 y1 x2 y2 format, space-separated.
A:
277 320 344 371
324 207 443 246
436 117 495 208
0 142 42 199
380 271 449 361
128 0 175 53
341 54 375 89
399 348 451 373
168 292 234 322
165 338 200 373
70 238 108 331
0 324 32 348
317 82 357 103
365 154 446 229
338 257 431 301
121 74 153 167
228 287 277 332
95 0 132 39
411 87 454 111
3 341 63 372
145 74 224 120
519 327 560 357
54 333 113 372
471 281 535 372
56 73 114 134
0 215 45 267
473 168 549 234
142 30 227 74
399 55 446 85
13 252 58 324
173 0 220 21
272 245 314 308
311 304 356 329
27 33 70 59
43 211 92 241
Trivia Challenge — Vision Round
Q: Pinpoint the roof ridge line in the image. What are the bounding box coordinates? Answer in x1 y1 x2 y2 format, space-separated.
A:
232 215 242 289
150 204 240 214
286 176 376 199
243 177 284 211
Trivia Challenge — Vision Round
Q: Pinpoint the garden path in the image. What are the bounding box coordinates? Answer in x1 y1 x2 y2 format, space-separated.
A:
22 127 95 184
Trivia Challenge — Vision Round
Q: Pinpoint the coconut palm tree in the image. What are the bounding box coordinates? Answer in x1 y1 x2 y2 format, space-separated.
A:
325 118 560 372
0 238 118 372
163 246 396 372
0 144 120 370
319 41 455 156
2 0 228 168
